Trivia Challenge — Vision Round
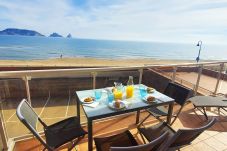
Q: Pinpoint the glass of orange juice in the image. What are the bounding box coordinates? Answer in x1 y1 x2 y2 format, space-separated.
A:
113 82 124 100
126 85 134 98
114 90 123 100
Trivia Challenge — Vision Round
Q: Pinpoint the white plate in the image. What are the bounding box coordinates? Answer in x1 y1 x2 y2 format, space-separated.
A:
109 101 126 110
81 97 95 104
142 95 156 103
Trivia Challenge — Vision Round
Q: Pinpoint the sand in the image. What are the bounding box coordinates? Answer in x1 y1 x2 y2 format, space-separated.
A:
0 57 196 67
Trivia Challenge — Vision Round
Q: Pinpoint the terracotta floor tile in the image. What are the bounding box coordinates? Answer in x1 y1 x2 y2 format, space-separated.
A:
192 142 216 151
181 145 197 151
213 132 227 145
205 130 220 136
191 137 202 145
204 137 227 151
197 132 212 141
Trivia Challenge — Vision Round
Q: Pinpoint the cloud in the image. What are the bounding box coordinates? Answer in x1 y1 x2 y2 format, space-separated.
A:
0 0 227 43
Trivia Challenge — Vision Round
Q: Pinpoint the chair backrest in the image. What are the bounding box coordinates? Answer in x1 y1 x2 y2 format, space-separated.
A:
16 99 50 150
110 132 169 151
169 118 217 149
164 82 192 106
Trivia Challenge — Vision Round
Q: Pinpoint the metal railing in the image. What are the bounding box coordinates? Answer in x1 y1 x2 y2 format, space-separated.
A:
0 61 226 150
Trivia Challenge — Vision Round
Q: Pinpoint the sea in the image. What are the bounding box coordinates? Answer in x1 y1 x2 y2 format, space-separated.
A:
0 35 226 60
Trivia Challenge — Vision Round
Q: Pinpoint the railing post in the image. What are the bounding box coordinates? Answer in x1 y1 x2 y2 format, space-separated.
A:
214 63 224 94
138 69 143 84
172 66 177 82
91 72 97 89
194 65 203 95
0 100 8 151
23 76 31 104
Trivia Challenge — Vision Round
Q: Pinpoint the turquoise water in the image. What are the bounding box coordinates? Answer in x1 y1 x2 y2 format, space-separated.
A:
0 35 226 60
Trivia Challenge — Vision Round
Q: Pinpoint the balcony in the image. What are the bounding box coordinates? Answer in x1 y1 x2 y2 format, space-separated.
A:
13 103 227 151
0 61 226 150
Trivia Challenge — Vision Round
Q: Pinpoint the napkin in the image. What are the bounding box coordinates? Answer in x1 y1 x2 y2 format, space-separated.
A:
151 93 163 98
122 99 133 108
83 102 99 108
147 93 166 102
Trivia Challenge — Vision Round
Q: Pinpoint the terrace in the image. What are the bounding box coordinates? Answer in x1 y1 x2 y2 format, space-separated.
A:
0 61 226 151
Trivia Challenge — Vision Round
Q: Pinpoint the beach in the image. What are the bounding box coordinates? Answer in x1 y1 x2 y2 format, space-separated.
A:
0 57 196 67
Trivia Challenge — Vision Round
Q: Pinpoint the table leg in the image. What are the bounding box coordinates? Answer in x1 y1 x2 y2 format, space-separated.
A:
75 94 81 123
167 103 174 124
88 119 93 151
136 110 140 124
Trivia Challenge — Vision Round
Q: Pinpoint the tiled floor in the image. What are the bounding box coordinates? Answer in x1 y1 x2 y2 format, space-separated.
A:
160 71 227 95
13 102 227 151
1 96 88 138
174 72 226 94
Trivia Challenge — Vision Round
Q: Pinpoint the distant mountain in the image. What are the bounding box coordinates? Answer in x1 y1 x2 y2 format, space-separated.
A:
66 33 72 38
0 28 44 36
49 32 63 37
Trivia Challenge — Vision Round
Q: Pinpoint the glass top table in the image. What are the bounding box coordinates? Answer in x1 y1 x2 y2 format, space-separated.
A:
189 96 227 107
75 84 174 151
189 95 227 120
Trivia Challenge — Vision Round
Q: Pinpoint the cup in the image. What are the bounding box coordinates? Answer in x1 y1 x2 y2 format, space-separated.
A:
139 86 147 98
107 92 114 103
114 90 123 100
94 90 102 100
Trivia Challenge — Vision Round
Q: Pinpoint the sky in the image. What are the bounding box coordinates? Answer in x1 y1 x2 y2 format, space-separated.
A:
0 0 227 44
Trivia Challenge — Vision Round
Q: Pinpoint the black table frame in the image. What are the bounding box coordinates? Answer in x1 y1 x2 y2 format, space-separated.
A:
75 90 174 151
190 96 227 120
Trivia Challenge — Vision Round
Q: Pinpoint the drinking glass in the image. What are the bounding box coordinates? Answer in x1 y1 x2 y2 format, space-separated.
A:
139 86 147 98
107 92 114 103
114 90 123 100
113 82 124 100
94 90 102 100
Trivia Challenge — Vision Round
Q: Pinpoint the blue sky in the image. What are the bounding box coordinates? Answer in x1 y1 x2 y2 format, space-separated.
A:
0 0 227 44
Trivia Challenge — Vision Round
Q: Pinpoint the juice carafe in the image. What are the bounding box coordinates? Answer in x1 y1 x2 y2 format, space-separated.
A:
126 76 134 98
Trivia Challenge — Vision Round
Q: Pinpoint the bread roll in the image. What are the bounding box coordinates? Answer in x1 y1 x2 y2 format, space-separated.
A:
84 97 93 102
147 96 155 102
114 100 121 108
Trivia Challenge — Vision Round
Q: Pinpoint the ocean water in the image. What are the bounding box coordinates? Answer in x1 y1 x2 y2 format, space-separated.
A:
0 35 226 60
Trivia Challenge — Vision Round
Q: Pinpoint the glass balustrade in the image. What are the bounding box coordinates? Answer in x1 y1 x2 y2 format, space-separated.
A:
0 62 226 150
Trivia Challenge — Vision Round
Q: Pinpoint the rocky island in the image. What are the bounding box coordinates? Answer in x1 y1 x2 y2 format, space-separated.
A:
0 28 44 36
66 33 72 38
0 28 73 39
49 32 63 37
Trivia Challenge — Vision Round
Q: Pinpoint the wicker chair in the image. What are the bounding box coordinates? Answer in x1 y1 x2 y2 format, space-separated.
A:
16 99 87 151
138 118 217 151
139 82 192 126
94 130 168 151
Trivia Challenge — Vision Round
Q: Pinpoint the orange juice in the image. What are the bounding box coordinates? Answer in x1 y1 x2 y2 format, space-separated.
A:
114 90 123 100
126 85 134 98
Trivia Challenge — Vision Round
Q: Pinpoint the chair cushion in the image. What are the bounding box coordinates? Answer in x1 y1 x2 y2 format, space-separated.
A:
138 122 175 142
147 106 168 117
94 130 138 151
44 116 87 149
